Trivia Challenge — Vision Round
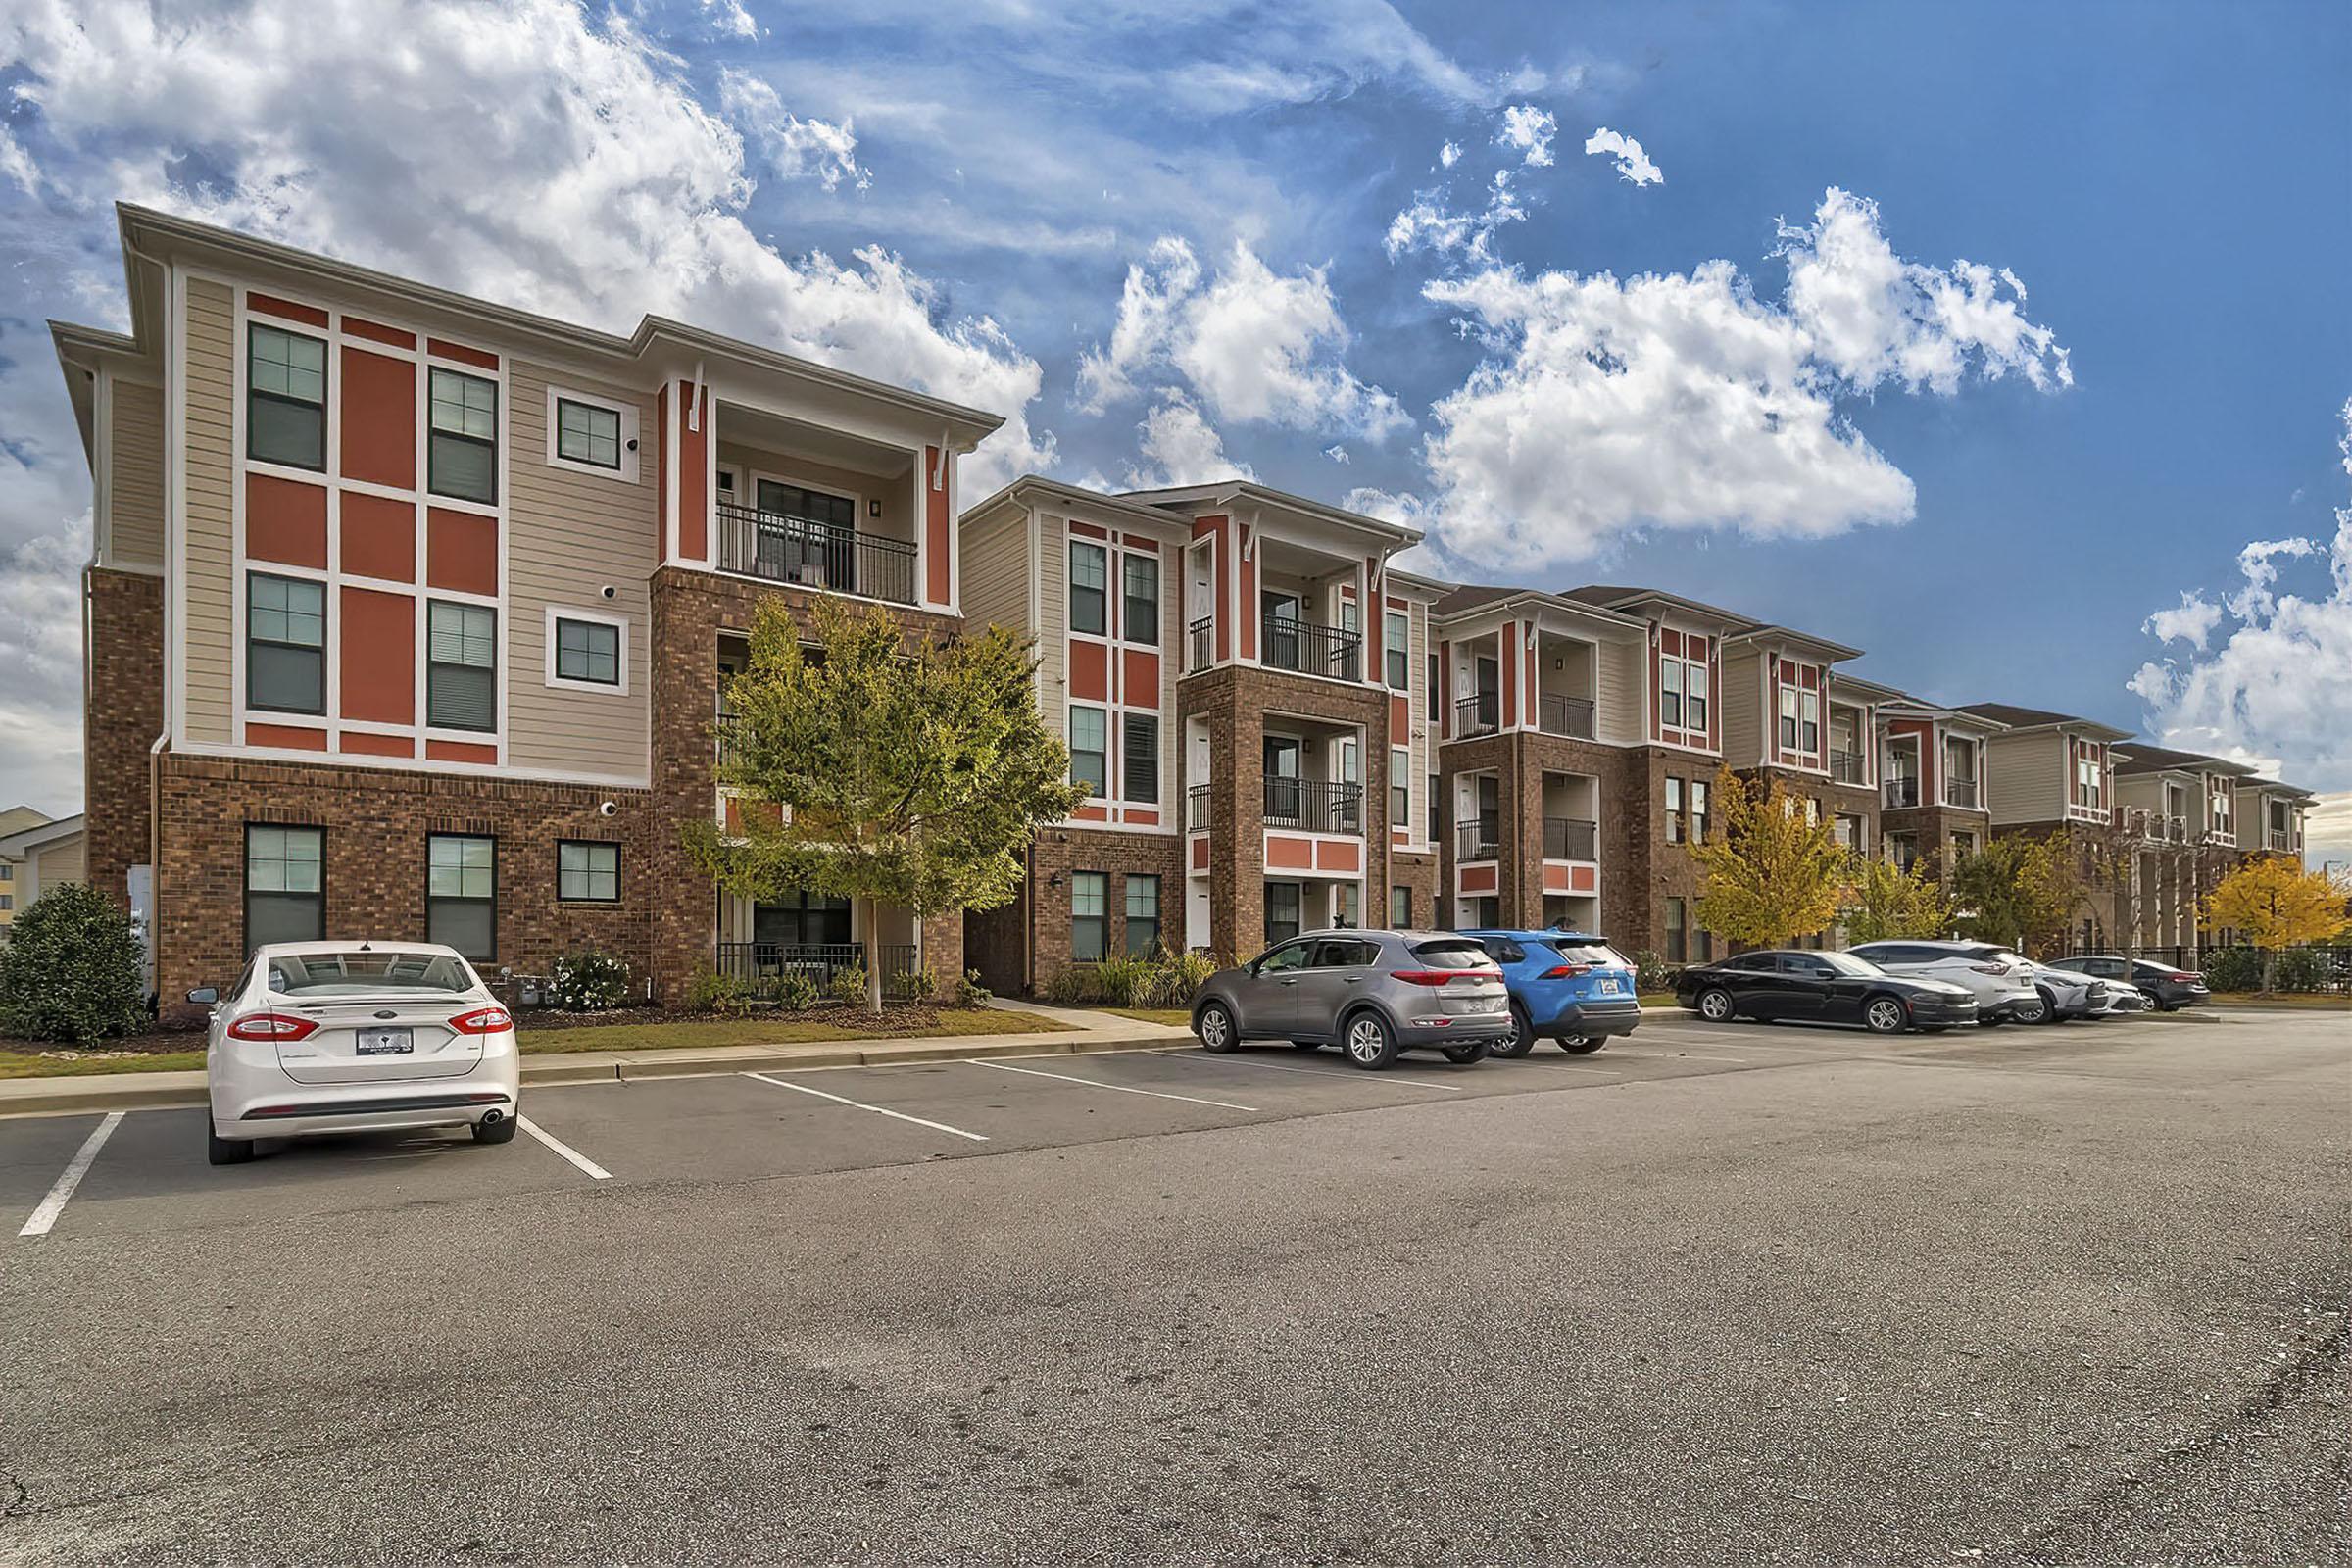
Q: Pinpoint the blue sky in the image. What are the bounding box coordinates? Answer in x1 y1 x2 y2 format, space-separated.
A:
1 0 2346 854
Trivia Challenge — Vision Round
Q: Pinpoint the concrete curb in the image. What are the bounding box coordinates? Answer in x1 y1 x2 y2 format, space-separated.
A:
0 1027 1188 1120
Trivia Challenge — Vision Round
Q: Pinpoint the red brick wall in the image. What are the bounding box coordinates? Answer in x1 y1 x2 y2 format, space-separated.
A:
83 568 164 913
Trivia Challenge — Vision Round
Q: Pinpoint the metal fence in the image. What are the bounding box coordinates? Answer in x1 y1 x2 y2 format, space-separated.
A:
714 941 927 1000
714 502 917 606
1543 816 1599 860
1260 617 1361 681
1263 777 1363 834
1454 693 1499 737
1537 694 1595 739
1456 815 1501 861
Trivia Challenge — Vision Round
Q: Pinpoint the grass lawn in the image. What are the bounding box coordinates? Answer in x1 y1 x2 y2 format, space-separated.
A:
1103 1007 1193 1028
0 1048 208 1080
1639 993 1679 1008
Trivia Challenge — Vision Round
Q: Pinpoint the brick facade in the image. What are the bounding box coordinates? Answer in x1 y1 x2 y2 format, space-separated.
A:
82 567 163 912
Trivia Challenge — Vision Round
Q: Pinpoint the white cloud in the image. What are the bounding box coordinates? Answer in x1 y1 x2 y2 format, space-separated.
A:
1439 140 1462 169
1076 235 1406 439
1324 444 1350 464
1384 169 1527 263
717 69 867 191
1583 125 1662 186
2128 400 2352 794
1122 392 1254 489
1496 104 1556 167
700 0 758 39
1373 187 2070 571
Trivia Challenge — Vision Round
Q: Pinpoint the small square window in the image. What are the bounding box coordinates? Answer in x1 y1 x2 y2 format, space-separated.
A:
555 617 620 686
556 398 621 469
559 841 620 903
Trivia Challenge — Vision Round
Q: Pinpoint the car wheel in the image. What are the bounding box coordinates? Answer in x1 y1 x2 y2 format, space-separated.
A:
2011 996 2046 1024
1196 1002 1239 1054
471 1111 518 1145
1492 1003 1537 1059
1559 1036 1605 1054
1863 995 1910 1035
1442 1040 1491 1064
1341 1010 1399 1071
2034 988 2064 1024
206 1123 254 1165
1696 987 1736 1023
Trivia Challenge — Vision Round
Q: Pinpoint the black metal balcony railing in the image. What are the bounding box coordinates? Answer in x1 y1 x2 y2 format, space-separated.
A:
1187 616 1213 670
1261 616 1361 682
1455 815 1501 861
1454 692 1500 737
1830 749 1866 785
1263 777 1363 834
1544 816 1598 861
1537 694 1595 739
1943 776 1980 808
714 941 925 1000
1884 776 1920 808
1187 784 1212 831
714 710 743 764
715 501 917 607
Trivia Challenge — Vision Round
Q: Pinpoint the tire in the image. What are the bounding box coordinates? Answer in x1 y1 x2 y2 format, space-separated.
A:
1341 1009 1399 1071
1862 995 1909 1035
471 1112 518 1145
1196 1002 1239 1054
1492 1003 1537 1059
2034 988 2062 1024
1980 1012 2007 1028
1442 1040 1491 1065
1559 1036 1605 1054
1696 987 1736 1023
207 1124 255 1165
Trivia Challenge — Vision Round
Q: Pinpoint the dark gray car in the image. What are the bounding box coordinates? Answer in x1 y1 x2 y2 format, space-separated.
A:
2062 954 2212 1010
1190 929 1511 1069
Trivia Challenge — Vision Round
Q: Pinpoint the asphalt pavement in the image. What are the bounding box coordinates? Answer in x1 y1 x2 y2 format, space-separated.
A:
0 1009 2344 1565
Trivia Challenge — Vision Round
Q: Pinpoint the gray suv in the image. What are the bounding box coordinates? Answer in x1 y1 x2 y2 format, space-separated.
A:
1191 929 1511 1069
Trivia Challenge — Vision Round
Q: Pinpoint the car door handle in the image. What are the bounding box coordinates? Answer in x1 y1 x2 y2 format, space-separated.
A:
1279 977 1298 986
1342 975 1363 983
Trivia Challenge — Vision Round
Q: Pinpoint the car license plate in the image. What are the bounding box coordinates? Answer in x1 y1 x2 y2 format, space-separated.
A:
1598 977 1621 995
356 1027 413 1056
1459 996 1502 1013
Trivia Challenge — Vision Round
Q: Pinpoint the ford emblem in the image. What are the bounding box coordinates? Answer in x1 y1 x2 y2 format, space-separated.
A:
373 1009 398 1019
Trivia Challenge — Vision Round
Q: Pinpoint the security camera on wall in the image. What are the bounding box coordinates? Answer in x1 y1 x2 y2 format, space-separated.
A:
599 801 619 817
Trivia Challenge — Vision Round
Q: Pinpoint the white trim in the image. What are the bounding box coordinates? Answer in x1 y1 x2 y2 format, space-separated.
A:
543 604 632 697
543 383 641 484
168 264 186 748
92 368 115 565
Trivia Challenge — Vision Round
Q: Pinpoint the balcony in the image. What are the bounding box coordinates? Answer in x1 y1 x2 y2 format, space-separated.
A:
1543 816 1598 860
1943 777 1980 809
1454 692 1500 737
1884 776 1920 809
714 941 923 999
1262 616 1361 682
2268 829 2292 851
1456 815 1501 861
1187 616 1212 670
1187 784 1212 831
1264 777 1363 834
715 500 917 607
1537 694 1595 740
1830 750 1867 785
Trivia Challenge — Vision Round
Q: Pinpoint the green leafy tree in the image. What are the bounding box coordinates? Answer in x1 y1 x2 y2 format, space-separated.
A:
0 882 149 1044
1947 835 2081 953
1689 766 1852 948
1840 852 1953 943
684 598 1088 1013
2203 855 2351 992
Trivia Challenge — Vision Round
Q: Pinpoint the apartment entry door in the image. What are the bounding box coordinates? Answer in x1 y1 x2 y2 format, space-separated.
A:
754 477 857 591
1264 735 1301 827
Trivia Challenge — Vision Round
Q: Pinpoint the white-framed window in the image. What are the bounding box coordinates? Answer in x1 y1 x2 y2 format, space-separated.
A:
1069 705 1107 797
247 323 327 470
427 601 499 732
1779 685 1799 751
247 571 326 715
1391 746 1410 828
1683 660 1709 734
544 386 640 484
544 606 629 695
1122 552 1159 646
428 367 499 504
1070 540 1107 636
2076 752 2103 808
1799 689 1820 755
1386 609 1410 690
1071 871 1108 962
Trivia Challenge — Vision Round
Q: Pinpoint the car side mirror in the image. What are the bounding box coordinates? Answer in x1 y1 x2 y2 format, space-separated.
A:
186 987 219 1006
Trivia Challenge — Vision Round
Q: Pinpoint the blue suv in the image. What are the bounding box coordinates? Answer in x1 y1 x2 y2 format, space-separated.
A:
1461 929 1642 1057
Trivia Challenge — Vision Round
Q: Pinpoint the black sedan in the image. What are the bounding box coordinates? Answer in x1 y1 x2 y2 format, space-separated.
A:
2061 954 2211 1011
1674 950 1979 1034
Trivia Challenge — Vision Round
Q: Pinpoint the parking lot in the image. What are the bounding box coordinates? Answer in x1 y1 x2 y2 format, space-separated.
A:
2 1007 2345 1565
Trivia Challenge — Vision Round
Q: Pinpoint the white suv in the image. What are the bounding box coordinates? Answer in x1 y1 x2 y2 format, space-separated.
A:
1845 941 2044 1024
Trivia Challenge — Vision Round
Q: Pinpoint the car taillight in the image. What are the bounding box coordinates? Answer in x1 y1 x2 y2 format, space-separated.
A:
2176 971 2201 982
1968 963 2010 976
449 1006 514 1035
1390 969 1500 986
226 1012 318 1041
1539 963 1592 979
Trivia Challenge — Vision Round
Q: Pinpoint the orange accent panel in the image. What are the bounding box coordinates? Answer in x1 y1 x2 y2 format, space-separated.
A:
1781 659 1797 683
678 385 708 562
1069 640 1108 702
1441 641 1452 737
1689 635 1709 659
1121 649 1160 706
339 346 416 490
1500 622 1517 722
656 385 673 564
247 292 328 327
1571 865 1596 893
1126 808 1160 827
340 492 416 583
342 317 415 349
426 508 498 595
925 446 952 607
1073 804 1109 823
1314 840 1360 873
1393 828 1410 847
1265 835 1313 870
1661 628 1682 658
340 731 413 758
1068 519 1107 539
247 721 327 751
1237 522 1254 662
339 587 415 725
1391 694 1409 734
246 474 328 568
426 338 500 370
1544 864 1571 893
1192 838 1210 870
426 740 498 765
1459 864 1497 894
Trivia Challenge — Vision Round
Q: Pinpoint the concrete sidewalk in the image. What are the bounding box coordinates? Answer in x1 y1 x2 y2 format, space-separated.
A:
0 1002 1193 1120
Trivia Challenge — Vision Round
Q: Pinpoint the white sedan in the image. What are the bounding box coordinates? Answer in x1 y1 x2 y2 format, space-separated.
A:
196 941 521 1165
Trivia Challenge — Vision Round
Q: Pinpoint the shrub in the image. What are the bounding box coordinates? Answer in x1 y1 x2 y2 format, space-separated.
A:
775 971 822 1011
2272 946 2328 993
1161 949 1219 1004
887 964 936 1003
955 969 992 1008
0 883 149 1044
828 963 869 1005
549 948 630 1011
2199 947 2262 992
1042 966 1106 1005
686 967 753 1016
1631 948 1679 996
1093 952 1153 1007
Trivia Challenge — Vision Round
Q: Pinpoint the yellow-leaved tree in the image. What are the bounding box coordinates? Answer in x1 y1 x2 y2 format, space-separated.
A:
1689 766 1853 949
2203 856 2352 993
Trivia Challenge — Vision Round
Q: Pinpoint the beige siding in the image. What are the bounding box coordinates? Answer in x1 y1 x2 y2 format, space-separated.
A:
1721 649 1763 765
1037 513 1066 738
108 377 167 567
181 275 236 746
957 505 1028 635
506 361 658 779
1594 635 1642 745
1984 731 2065 823
33 836 85 890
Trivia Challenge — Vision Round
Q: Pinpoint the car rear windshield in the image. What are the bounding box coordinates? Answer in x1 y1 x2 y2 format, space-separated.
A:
266 952 478 997
1408 940 1494 969
1545 938 1633 969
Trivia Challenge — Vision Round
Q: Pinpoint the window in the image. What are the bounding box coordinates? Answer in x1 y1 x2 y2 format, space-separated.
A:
1386 610 1410 690
1123 711 1159 803
1122 554 1159 645
1780 685 1800 751
0 863 10 880
1071 871 1108 962
247 572 325 714
1124 874 1161 956
555 397 620 470
1070 541 1107 635
1069 706 1107 796
1264 881 1302 945
1685 662 1709 733
1428 772 1440 843
1951 831 1977 858
428 368 499 504
559 841 620 903
1335 883 1359 930
428 602 498 731
1664 897 1687 963
1426 652 1440 717
1800 691 1820 755
1690 779 1710 844
2076 753 2103 808
1665 777 1685 845
426 834 496 959
1695 927 1715 963
1391 747 1410 829
0 896 12 911
244 825 323 954
1313 936 1379 967
1660 659 1683 728
248 323 326 469
1390 885 1411 927
553 616 620 687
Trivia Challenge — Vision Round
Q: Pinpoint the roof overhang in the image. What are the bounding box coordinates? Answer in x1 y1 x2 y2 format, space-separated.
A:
1123 480 1422 553
960 474 1192 535
1877 697 2010 733
1723 623 1865 664
0 813 86 858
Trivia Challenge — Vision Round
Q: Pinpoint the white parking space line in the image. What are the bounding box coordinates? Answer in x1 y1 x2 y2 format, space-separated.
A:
18 1112 123 1238
1150 1050 1465 1091
517 1116 613 1181
744 1071 991 1142
968 1058 1259 1111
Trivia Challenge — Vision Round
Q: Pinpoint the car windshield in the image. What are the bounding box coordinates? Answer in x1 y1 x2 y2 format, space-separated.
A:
1814 952 1884 976
267 951 477 997
1409 940 1492 969
1546 939 1633 969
